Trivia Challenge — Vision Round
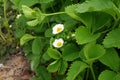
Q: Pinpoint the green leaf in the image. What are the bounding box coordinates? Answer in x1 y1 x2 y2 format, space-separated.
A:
66 61 88 80
11 0 39 10
75 26 100 44
47 60 61 72
22 5 36 19
15 15 28 29
42 52 51 62
22 6 45 26
98 70 117 80
99 48 120 71
31 56 40 70
47 48 61 59
32 37 43 55
76 0 116 18
113 0 120 10
114 73 120 80
45 28 53 37
19 0 39 9
78 12 111 32
40 0 53 3
66 4 111 31
10 0 20 6
14 29 25 38
30 77 43 80
62 43 79 61
20 34 36 46
47 59 67 77
35 66 51 80
64 18 77 31
65 4 84 22
27 19 39 26
58 60 68 75
79 49 86 61
103 29 120 48
83 43 105 62
10 0 20 9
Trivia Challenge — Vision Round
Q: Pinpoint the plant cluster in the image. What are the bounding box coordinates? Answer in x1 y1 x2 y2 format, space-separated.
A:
1 0 120 80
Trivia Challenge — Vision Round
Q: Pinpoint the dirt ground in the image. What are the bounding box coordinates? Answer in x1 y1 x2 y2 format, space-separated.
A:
0 52 32 80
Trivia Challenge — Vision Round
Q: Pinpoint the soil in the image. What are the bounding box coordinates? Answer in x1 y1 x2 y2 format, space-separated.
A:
0 52 32 80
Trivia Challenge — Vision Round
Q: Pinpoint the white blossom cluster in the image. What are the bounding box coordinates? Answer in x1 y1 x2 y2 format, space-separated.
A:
52 24 64 48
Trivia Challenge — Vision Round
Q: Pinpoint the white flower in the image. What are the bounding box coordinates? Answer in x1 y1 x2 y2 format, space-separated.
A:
16 14 22 19
9 25 12 28
53 38 64 48
52 24 64 34
0 64 4 68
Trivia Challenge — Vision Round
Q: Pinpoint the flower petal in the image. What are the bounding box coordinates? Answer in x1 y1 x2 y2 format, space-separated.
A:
52 24 64 34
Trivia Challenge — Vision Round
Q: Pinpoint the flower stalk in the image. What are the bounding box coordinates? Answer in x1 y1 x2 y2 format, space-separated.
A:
43 12 66 16
90 63 96 80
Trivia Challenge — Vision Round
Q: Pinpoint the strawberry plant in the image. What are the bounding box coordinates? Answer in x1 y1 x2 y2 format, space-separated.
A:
1 0 120 80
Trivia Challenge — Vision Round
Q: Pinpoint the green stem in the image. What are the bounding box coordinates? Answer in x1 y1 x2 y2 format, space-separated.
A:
113 5 120 19
47 18 50 27
112 18 119 29
90 63 96 80
85 68 89 80
0 30 6 41
43 12 66 16
3 0 12 42
101 29 111 34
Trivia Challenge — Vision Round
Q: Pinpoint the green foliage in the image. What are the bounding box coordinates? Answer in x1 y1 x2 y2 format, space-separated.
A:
113 0 120 10
66 61 88 80
35 66 51 80
114 73 120 80
10 0 39 9
83 43 105 62
40 0 53 3
20 34 36 46
99 48 120 71
58 60 68 74
103 29 120 48
45 28 53 37
2 0 120 80
47 60 61 72
62 43 79 61
75 26 100 44
0 0 3 2
47 58 68 75
14 29 25 38
65 4 82 21
32 37 43 55
77 12 112 32
31 55 40 70
47 48 61 59
22 5 45 26
76 0 116 18
22 5 36 19
98 70 117 80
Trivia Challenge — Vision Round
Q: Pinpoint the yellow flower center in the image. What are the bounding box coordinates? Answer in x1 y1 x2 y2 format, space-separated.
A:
57 27 62 32
57 42 62 47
